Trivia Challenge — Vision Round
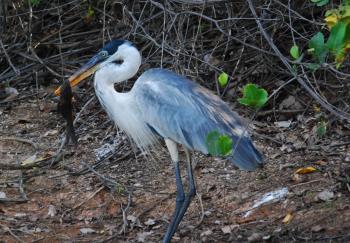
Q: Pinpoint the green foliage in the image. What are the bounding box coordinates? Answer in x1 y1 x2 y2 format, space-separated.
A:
218 72 229 87
290 45 300 59
206 131 233 157
238 83 268 109
311 0 329 6
308 32 327 63
326 22 347 53
301 1 350 68
316 120 327 137
86 5 95 19
305 63 321 71
115 184 125 194
31 0 41 6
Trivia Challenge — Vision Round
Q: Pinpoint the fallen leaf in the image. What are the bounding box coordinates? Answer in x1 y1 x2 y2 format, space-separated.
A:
21 154 52 166
274 120 292 128
144 218 156 226
292 173 305 183
282 212 293 224
80 228 96 234
21 154 37 165
200 229 213 237
47 205 56 217
2 87 19 102
311 225 324 232
14 213 27 218
221 225 232 234
295 167 317 174
248 232 263 242
137 231 153 242
263 235 271 240
317 190 334 201
314 160 327 166
0 191 7 199
44 130 59 136
279 95 303 110
221 224 239 234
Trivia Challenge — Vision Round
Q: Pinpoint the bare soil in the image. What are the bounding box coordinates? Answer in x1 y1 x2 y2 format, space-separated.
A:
1 90 350 243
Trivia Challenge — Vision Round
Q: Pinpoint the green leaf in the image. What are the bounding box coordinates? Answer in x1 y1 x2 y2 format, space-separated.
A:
218 72 229 87
311 0 329 6
316 0 329 6
326 22 347 53
316 120 327 137
238 83 268 109
31 0 41 6
290 45 300 59
309 32 327 63
206 131 233 157
305 63 321 71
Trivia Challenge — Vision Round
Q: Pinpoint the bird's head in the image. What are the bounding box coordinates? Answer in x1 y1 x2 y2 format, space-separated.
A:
55 40 138 96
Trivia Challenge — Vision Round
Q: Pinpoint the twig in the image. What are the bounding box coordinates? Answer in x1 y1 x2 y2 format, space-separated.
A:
72 185 105 210
0 39 20 75
0 224 24 243
194 192 205 228
1 136 38 151
16 158 28 201
80 161 121 189
119 193 132 234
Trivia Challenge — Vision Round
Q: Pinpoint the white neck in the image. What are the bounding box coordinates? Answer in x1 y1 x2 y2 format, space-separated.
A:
93 46 156 149
95 45 142 86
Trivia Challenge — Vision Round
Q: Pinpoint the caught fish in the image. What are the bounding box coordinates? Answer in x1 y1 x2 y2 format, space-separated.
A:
57 79 77 145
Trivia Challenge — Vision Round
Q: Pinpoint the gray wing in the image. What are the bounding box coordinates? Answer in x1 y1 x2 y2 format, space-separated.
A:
134 68 263 170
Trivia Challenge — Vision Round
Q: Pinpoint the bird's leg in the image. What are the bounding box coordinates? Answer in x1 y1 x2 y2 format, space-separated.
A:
163 139 185 243
168 148 196 239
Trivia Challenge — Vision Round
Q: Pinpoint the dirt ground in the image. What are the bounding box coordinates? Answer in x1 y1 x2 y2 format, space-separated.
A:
1 89 350 243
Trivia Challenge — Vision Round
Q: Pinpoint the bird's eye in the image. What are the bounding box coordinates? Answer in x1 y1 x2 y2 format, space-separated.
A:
100 51 108 58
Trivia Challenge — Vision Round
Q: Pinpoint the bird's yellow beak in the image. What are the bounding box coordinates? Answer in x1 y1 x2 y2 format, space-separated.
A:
54 56 100 96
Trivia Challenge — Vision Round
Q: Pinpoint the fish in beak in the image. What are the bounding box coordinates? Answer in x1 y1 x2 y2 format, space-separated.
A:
54 55 102 96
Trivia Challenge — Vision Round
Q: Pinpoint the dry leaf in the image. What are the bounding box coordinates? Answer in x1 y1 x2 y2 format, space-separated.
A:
221 224 239 234
0 191 7 199
317 190 334 201
295 167 316 174
144 218 156 226
21 154 52 166
200 229 213 237
274 120 292 128
47 205 56 217
137 231 153 242
44 130 59 136
311 225 324 232
80 228 96 234
21 154 37 165
282 213 293 224
248 232 263 242
314 160 327 166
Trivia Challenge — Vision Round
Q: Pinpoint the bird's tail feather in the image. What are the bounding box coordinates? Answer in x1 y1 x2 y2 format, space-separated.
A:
228 136 263 171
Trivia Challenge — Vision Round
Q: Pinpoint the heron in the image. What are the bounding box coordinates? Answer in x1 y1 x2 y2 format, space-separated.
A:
55 40 263 242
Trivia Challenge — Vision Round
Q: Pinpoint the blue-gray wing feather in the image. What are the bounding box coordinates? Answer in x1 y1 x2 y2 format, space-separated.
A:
134 68 263 170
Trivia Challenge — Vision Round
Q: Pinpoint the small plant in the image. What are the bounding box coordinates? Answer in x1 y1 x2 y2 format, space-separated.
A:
85 5 95 21
313 106 328 138
31 0 41 6
316 120 327 137
205 131 233 157
311 0 329 6
295 1 350 69
218 72 229 87
290 45 300 60
238 83 268 109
